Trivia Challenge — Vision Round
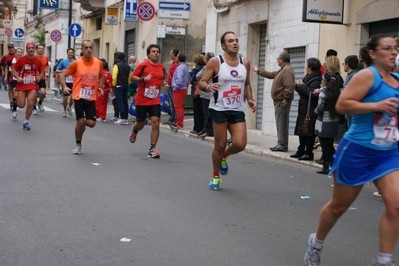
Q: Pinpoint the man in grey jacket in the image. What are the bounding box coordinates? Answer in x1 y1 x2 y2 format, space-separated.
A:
252 51 295 152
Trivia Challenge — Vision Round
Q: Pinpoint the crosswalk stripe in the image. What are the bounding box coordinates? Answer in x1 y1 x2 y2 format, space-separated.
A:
0 103 58 112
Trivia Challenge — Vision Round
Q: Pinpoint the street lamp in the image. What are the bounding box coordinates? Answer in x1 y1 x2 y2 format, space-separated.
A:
12 5 27 21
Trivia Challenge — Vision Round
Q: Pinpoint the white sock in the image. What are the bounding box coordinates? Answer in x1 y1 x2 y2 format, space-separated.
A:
312 237 324 250
376 252 393 264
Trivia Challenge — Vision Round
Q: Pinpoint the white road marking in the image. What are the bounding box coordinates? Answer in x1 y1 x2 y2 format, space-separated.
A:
0 103 58 112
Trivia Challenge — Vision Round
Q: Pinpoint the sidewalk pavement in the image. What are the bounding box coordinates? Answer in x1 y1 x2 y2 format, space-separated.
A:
47 91 322 170
163 116 324 171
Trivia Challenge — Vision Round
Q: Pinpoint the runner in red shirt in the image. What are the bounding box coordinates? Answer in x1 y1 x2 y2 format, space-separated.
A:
11 42 44 131
129 44 168 158
35 44 50 112
0 44 16 108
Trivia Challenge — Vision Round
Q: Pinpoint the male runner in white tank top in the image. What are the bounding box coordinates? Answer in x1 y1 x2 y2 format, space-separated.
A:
199 31 257 190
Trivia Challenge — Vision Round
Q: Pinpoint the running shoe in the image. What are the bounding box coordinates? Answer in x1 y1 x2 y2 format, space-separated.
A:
67 106 73 116
369 258 396 266
72 144 82 155
62 111 67 117
96 117 103 122
219 158 228 175
38 102 44 112
373 192 382 197
209 177 221 190
129 129 137 143
114 119 129 125
304 233 322 266
109 117 119 121
12 111 17 119
148 147 160 158
23 122 31 131
33 109 37 115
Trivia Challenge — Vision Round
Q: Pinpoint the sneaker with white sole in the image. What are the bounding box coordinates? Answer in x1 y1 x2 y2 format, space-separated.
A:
304 233 322 266
373 192 382 197
369 257 396 266
12 111 17 119
33 109 37 115
114 119 129 125
148 147 160 158
38 102 44 112
23 122 31 131
72 144 82 155
62 111 67 117
109 117 119 121
96 118 103 122
67 106 73 116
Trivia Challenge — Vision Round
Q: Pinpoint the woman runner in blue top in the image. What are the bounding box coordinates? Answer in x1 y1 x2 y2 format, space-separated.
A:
305 34 399 266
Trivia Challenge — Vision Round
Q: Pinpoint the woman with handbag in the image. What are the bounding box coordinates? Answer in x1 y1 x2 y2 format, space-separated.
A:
290 58 322 161
314 71 341 174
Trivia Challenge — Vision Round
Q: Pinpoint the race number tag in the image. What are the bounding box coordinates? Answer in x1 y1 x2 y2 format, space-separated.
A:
79 85 94 100
144 86 159 99
23 74 36 84
66 75 73 83
371 113 399 147
222 85 242 109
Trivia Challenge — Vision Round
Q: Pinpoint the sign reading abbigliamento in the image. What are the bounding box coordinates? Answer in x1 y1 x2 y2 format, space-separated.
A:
302 0 344 24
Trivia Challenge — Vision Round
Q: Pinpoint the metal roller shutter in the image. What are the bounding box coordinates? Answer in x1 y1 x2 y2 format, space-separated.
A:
286 47 306 134
256 24 267 129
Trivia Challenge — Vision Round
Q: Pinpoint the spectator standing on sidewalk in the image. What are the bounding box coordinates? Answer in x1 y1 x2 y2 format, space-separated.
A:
171 53 189 129
189 53 205 134
304 33 399 266
199 31 257 190
314 71 341 174
290 57 322 161
60 40 104 154
163 49 179 125
196 52 215 138
252 51 295 152
11 42 44 131
96 60 112 122
127 55 138 100
112 52 131 125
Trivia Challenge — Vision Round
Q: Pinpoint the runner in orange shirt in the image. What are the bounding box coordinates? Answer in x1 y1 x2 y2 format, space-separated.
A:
60 40 104 154
35 44 49 113
11 42 44 130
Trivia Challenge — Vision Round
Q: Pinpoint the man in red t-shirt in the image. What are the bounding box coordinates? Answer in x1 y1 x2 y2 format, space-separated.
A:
11 42 44 131
1 44 16 107
35 44 50 112
129 44 168 158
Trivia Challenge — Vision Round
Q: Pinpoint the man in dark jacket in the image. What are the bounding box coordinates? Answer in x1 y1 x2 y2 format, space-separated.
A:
112 52 131 125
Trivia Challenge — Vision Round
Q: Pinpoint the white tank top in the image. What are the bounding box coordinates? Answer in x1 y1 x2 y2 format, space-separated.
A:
209 55 247 112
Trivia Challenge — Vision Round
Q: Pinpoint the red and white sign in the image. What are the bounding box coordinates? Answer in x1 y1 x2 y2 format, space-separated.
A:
50 30 62 42
137 2 155 21
5 27 13 37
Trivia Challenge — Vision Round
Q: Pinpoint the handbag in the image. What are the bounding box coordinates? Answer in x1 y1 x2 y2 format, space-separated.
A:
193 82 201 98
129 98 136 117
302 91 313 136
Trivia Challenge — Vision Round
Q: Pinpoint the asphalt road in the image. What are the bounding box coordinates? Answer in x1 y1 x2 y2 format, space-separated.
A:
0 91 396 266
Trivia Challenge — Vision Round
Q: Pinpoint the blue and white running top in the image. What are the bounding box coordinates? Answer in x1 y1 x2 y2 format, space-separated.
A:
209 55 247 112
344 66 399 150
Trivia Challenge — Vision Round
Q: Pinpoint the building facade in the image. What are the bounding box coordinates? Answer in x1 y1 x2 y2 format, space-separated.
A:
205 0 399 136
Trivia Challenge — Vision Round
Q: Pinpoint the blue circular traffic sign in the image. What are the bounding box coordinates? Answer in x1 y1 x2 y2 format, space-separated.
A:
14 28 24 38
137 2 155 21
69 23 82 37
50 30 62 42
